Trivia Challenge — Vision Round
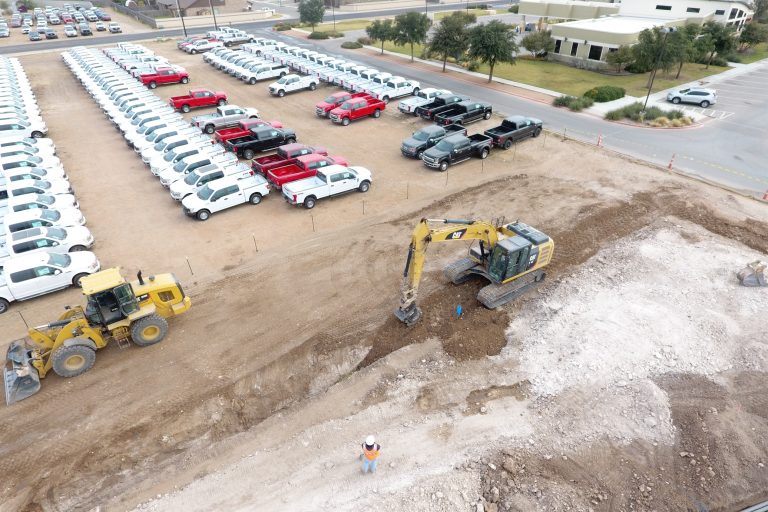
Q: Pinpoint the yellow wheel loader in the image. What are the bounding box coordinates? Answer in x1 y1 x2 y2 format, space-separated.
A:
3 268 192 405
395 219 555 326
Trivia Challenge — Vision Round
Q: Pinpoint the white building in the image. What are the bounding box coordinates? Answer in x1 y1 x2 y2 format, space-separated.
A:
519 0 754 68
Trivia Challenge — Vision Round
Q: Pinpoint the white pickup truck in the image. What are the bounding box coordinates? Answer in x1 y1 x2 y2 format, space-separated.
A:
282 165 372 209
398 87 450 115
268 74 319 97
191 105 260 134
367 76 421 104
182 173 270 221
169 161 252 200
241 63 289 85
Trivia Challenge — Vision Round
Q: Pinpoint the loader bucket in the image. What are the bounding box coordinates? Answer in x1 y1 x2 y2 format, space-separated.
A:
3 341 41 405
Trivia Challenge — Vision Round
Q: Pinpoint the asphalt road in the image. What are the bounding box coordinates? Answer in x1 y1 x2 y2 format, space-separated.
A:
1 4 766 197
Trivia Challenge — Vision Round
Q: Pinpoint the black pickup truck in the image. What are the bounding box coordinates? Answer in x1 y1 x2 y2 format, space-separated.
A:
484 115 543 149
433 101 493 126
420 133 493 172
400 124 467 159
224 126 297 159
415 94 469 121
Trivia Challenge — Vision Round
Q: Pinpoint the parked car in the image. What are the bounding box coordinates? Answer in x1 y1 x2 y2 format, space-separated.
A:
224 126 297 160
107 22 121 33
0 226 94 263
400 124 467 159
329 96 386 126
315 91 368 118
268 74 319 97
415 94 469 121
240 63 289 85
64 24 77 37
282 165 371 209
185 39 224 54
0 251 100 313
168 88 227 113
78 23 92 35
666 87 717 108
433 101 493 126
2 208 85 235
95 21 106 31
421 133 492 172
367 76 420 104
140 67 190 89
29 30 42 41
169 161 253 200
182 173 270 221
484 116 542 149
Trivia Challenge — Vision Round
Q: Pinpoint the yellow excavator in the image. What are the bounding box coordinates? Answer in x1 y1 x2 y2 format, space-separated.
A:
395 218 555 326
3 267 192 405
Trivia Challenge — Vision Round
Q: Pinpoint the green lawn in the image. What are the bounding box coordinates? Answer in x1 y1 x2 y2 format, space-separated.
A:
734 43 768 64
381 43 729 97
315 19 372 32
433 8 491 20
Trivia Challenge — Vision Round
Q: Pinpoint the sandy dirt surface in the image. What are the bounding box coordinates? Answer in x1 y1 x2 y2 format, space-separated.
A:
0 40 767 512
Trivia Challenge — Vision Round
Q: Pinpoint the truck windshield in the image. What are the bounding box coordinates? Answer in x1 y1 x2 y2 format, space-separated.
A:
48 253 71 267
315 171 326 182
36 195 54 205
339 102 352 110
197 184 214 200
164 150 178 162
47 227 66 239
323 95 340 104
276 76 289 84
41 210 60 221
184 171 201 185
434 140 454 152
412 130 430 141
173 160 187 172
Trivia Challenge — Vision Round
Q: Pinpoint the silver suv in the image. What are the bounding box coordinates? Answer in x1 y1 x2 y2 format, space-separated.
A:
667 87 717 108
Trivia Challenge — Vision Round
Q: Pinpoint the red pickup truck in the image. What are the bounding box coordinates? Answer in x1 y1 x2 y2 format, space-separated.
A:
214 119 284 144
140 67 190 89
328 95 386 126
266 154 349 189
169 88 227 113
251 143 327 174
315 91 368 118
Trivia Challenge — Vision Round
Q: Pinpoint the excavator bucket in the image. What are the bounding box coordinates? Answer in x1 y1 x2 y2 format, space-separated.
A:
3 341 41 405
737 261 767 287
394 305 422 326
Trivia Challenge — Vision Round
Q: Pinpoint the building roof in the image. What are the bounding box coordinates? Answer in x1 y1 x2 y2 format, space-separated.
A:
554 15 679 35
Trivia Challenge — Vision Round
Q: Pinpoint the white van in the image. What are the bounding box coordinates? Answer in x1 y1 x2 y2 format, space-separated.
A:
0 251 100 313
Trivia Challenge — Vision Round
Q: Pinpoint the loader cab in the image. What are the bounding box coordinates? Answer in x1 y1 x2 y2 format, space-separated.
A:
81 268 140 327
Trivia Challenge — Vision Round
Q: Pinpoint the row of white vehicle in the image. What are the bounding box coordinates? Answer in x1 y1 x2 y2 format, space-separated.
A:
63 47 272 222
239 38 422 104
0 56 100 315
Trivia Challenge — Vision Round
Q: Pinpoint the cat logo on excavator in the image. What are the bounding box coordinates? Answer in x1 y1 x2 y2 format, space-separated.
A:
3 268 191 405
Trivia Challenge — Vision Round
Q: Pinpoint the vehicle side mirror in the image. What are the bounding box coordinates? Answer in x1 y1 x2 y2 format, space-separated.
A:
54 269 62 275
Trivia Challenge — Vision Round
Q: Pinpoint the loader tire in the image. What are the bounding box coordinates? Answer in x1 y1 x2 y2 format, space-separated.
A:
52 344 96 378
131 314 169 347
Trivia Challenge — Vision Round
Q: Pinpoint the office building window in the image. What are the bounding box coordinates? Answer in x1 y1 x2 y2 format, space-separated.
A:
588 45 603 60
715 9 725 15
656 5 672 10
570 42 579 56
554 39 562 53
686 7 700 13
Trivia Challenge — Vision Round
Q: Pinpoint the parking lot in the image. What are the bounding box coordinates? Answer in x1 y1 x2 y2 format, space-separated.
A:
2 39 768 512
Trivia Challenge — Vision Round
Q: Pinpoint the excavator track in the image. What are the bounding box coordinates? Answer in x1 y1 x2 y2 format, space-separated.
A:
443 258 481 284
477 270 545 309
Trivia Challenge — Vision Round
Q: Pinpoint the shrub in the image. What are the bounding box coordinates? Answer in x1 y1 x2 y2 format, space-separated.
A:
308 31 330 39
605 102 693 125
583 85 626 103
567 96 594 111
553 95 576 107
468 3 489 8
467 60 481 72
508 5 519 13
341 41 362 49
273 22 292 31
604 109 624 121
698 55 728 67
357 36 372 45
326 30 344 38
725 53 742 63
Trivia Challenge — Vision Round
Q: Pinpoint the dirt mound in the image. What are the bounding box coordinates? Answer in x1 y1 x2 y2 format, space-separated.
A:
476 372 768 512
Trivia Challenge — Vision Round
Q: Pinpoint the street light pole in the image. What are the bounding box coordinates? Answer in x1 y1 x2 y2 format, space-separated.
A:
642 27 675 114
424 0 427 16
208 0 219 29
175 0 187 37
332 0 336 32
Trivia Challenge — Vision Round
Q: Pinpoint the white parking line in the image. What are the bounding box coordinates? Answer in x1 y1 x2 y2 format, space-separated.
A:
678 105 735 119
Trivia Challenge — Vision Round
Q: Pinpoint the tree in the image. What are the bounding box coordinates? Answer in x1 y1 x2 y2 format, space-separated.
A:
632 27 678 85
739 22 768 50
468 20 518 82
694 33 716 68
366 19 396 55
520 30 554 59
394 12 431 62
605 45 634 73
427 11 476 72
667 24 700 79
298 0 325 32
700 20 736 67
752 0 768 21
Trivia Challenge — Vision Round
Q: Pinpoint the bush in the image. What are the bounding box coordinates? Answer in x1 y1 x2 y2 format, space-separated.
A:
467 60 481 72
357 36 372 45
326 30 344 38
605 102 693 125
273 22 292 31
624 61 650 74
552 95 593 111
725 53 742 63
698 55 728 67
308 31 329 39
508 5 519 13
468 3 489 8
341 41 363 49
583 85 626 103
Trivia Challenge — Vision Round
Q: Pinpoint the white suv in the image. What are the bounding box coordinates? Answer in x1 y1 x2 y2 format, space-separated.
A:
666 87 717 108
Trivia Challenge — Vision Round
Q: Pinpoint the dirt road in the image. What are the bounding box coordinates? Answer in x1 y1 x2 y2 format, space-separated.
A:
1 42 767 512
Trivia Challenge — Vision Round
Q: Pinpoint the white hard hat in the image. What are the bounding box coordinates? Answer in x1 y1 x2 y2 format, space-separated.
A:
365 435 375 446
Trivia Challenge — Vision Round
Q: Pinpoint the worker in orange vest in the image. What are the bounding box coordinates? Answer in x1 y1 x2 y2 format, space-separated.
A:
361 435 381 474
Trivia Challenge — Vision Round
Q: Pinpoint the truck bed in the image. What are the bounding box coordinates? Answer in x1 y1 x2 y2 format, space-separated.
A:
266 164 314 188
